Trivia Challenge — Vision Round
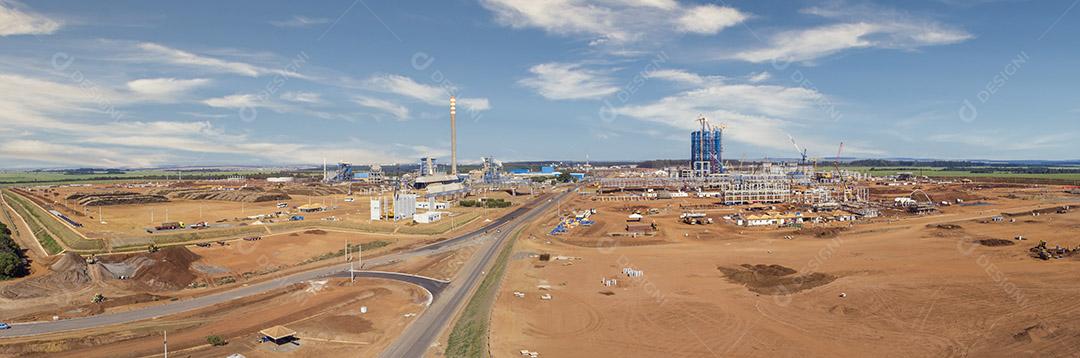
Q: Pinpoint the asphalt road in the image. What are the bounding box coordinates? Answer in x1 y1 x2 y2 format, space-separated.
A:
0 193 553 339
330 270 449 297
379 189 570 358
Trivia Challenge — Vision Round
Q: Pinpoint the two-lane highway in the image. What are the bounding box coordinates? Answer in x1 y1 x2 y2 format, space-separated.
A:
379 188 571 357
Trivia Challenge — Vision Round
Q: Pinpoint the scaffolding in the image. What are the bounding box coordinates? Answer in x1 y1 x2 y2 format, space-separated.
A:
720 174 790 205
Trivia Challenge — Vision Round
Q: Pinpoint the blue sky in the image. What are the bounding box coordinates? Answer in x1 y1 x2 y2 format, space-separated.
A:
0 0 1077 168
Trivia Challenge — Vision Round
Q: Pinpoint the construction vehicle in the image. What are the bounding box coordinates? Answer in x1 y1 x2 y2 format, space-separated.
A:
155 222 184 230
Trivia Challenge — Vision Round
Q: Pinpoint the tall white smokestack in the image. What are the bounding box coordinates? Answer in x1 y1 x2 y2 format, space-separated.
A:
450 96 457 176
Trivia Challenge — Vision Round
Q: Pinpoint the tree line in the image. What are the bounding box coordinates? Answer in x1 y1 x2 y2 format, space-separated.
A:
0 222 28 280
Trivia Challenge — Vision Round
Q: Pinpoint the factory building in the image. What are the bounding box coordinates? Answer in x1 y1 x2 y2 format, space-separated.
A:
690 116 724 176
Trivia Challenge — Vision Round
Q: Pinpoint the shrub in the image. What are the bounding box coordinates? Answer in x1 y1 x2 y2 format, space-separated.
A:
207 335 227 346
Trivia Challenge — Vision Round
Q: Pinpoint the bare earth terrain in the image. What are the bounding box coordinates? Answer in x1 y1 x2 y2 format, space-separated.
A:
491 185 1080 357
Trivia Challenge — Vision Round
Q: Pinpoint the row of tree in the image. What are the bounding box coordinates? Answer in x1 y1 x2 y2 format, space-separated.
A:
0 222 28 280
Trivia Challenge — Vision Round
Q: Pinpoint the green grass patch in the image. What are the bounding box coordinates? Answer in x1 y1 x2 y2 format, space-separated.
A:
445 229 519 358
32 228 63 255
2 190 101 252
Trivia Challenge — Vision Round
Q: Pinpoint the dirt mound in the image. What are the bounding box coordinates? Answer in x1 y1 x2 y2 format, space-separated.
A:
150 187 290 203
930 224 963 230
718 264 837 295
617 205 650 213
976 239 1015 247
795 227 849 239
281 185 348 196
304 229 328 235
1 253 92 299
1012 323 1059 343
66 192 169 206
97 247 202 291
51 252 87 271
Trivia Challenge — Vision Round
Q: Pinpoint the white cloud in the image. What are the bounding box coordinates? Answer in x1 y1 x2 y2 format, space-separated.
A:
747 71 771 83
479 0 747 45
480 0 629 42
365 74 446 104
0 140 165 167
136 43 310 79
0 0 61 36
270 15 331 28
126 78 211 100
353 96 409 120
362 74 490 112
203 94 260 109
457 97 491 111
0 72 431 167
732 5 972 63
675 5 748 35
280 91 322 104
518 63 618 100
611 69 864 154
646 69 724 86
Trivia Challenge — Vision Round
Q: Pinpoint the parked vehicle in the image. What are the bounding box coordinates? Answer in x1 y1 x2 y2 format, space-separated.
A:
155 222 184 230
0 322 11 330
290 215 304 221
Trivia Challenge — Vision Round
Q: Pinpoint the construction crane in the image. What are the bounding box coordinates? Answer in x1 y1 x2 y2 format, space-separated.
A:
834 142 844 176
788 134 808 165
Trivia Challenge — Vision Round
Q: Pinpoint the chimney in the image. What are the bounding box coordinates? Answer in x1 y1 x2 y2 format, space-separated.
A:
450 96 457 176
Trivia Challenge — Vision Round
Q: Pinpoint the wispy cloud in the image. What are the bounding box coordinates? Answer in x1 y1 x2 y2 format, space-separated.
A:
479 0 748 45
518 62 618 100
353 96 409 120
732 4 972 63
0 0 61 36
0 72 427 167
136 42 311 79
270 15 331 28
612 68 880 155
362 74 490 112
126 78 211 101
279 91 322 104
675 4 748 35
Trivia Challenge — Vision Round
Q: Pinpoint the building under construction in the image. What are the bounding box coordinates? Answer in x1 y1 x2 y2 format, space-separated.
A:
690 116 724 176
720 174 791 205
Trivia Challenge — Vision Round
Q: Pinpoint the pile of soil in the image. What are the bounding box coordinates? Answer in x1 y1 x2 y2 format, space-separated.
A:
976 239 1015 247
0 253 92 299
97 247 202 291
281 185 348 197
304 229 328 235
66 192 169 206
718 264 837 295
794 227 848 239
618 205 650 213
930 224 963 230
150 187 290 203
1012 323 1058 343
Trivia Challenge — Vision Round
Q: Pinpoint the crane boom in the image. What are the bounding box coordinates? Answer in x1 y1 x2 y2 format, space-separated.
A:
834 142 844 175
788 135 808 165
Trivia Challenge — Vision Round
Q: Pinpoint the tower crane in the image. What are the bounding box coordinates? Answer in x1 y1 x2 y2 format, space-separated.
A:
834 142 844 176
788 134 808 165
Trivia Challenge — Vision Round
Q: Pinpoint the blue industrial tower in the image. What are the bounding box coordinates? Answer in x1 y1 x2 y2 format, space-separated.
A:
690 116 724 176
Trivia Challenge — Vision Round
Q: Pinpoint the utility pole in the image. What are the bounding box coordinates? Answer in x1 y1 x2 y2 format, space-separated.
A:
163 331 168 358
